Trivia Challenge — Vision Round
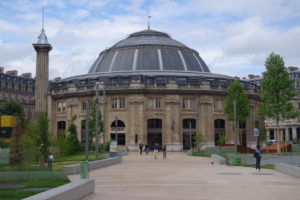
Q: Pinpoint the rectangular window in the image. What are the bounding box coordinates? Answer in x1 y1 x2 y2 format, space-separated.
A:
269 129 275 140
147 98 153 109
155 98 161 109
62 102 66 112
119 98 125 109
297 128 300 140
82 101 92 110
190 99 196 109
214 99 223 111
111 98 117 109
182 99 188 109
57 102 62 112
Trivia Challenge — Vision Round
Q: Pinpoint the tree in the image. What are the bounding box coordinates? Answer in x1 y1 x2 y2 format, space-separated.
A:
224 80 250 149
193 132 204 152
259 52 299 152
88 103 103 148
0 101 24 116
217 134 227 153
65 115 83 154
32 112 51 166
9 118 23 165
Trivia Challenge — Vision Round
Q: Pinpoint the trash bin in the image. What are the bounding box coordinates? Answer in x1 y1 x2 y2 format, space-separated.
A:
80 161 89 179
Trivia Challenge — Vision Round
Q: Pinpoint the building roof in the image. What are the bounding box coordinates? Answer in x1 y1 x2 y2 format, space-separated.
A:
88 29 210 74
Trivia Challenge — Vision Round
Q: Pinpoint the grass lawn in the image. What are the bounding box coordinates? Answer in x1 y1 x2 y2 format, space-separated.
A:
238 163 275 169
192 151 211 157
0 180 70 200
55 152 106 162
52 161 80 171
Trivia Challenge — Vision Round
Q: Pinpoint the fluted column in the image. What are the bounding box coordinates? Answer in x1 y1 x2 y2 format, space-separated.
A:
33 44 52 114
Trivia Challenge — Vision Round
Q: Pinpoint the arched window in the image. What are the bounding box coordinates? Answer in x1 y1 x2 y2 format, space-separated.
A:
214 119 225 129
110 120 125 128
147 119 162 129
182 118 196 129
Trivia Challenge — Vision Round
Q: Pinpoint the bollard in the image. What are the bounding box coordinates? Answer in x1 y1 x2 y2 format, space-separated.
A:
80 161 89 179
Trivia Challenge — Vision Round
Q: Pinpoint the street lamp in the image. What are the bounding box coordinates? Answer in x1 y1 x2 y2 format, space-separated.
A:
189 120 192 151
85 109 89 161
95 82 99 160
233 99 237 153
115 116 118 151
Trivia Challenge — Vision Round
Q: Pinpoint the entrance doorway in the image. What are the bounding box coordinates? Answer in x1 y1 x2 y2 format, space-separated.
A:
182 118 196 150
147 118 162 149
183 133 196 150
147 133 162 150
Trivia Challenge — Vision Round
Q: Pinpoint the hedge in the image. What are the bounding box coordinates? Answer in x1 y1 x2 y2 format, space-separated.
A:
0 171 69 182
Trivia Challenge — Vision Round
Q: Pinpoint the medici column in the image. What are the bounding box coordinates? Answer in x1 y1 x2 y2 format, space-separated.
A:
33 28 52 114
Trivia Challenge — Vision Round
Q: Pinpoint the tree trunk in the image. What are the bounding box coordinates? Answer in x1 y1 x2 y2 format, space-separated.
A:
276 120 281 153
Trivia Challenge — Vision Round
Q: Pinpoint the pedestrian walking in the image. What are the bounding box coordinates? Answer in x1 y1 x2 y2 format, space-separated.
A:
254 145 262 170
153 143 160 159
139 143 144 155
145 143 149 155
162 144 167 159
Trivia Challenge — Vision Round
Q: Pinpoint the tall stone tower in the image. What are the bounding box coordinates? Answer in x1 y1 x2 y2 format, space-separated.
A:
33 28 52 114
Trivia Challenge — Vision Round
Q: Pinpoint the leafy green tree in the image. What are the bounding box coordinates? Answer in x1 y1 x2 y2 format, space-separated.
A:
193 132 205 151
217 135 227 153
32 112 51 166
259 52 299 152
224 80 250 122
88 103 103 148
9 118 23 165
224 80 250 149
20 119 39 163
0 101 24 116
66 115 83 154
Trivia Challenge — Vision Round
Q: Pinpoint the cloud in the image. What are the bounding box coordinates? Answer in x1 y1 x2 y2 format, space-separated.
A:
1 0 300 80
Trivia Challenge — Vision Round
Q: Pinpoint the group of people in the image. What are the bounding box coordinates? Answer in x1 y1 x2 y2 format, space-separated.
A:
139 143 167 159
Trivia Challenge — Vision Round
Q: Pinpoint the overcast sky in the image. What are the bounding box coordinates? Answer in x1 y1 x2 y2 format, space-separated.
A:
1 0 300 79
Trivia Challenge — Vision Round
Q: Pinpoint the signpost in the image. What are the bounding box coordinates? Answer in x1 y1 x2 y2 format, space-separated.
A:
253 128 259 145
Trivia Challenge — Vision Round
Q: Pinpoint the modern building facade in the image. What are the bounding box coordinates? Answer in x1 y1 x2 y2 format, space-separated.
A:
48 29 262 151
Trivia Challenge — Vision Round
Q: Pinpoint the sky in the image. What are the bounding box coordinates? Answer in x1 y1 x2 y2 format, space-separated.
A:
0 0 300 80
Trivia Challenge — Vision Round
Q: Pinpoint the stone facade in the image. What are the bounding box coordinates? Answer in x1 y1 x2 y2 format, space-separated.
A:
0 67 35 118
49 79 262 151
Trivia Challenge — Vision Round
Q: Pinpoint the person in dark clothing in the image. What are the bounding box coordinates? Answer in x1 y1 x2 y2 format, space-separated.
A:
139 143 144 155
254 145 262 170
144 144 149 155
162 144 167 159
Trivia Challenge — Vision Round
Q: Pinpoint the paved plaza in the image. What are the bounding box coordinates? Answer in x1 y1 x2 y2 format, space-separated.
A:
69 152 300 200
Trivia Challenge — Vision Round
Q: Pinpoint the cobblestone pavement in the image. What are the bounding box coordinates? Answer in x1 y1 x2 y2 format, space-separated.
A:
68 152 300 200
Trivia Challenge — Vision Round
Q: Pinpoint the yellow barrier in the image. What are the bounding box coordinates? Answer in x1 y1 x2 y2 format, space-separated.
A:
0 116 16 128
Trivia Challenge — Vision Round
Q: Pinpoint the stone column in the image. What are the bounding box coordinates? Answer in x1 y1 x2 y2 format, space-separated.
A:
33 43 52 114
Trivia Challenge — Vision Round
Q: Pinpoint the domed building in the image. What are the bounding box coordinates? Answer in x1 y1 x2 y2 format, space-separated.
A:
48 29 261 151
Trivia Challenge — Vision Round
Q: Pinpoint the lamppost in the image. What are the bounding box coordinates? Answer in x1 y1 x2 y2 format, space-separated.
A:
189 120 192 151
85 109 89 161
95 82 99 160
115 116 118 151
102 84 106 146
233 99 237 153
